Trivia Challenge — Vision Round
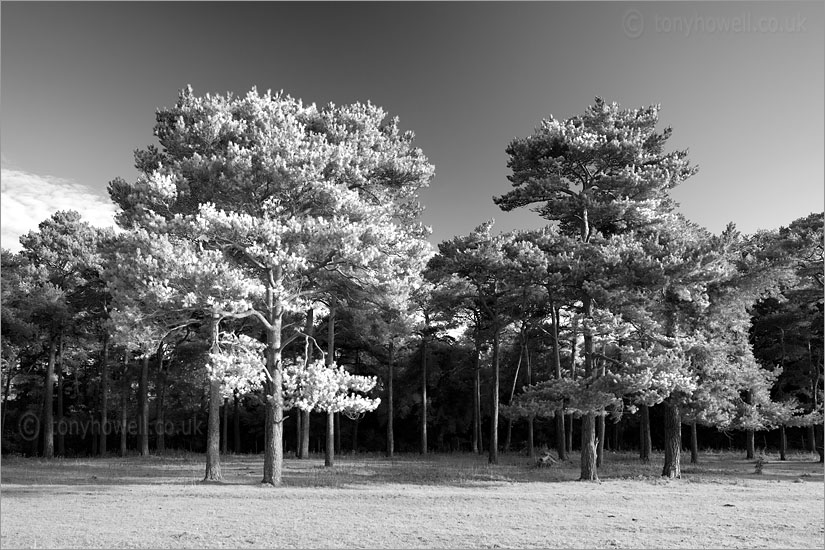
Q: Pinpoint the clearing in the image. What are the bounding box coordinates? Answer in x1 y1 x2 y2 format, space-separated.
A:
1 450 822 548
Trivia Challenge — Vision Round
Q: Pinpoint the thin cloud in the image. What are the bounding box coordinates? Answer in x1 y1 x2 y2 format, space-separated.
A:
1 168 118 252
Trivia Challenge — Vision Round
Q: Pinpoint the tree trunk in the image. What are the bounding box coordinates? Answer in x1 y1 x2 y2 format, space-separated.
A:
690 421 699 464
473 341 482 454
352 418 359 453
640 404 652 463
580 413 598 481
579 297 597 480
566 414 573 453
504 418 513 453
56 334 65 457
324 304 336 468
221 397 229 455
566 314 577 456
779 425 787 461
325 411 335 467
746 430 755 459
120 356 128 457
489 329 500 465
204 315 224 481
551 304 566 461
386 341 394 458
525 346 535 458
504 344 523 454
298 307 314 459
596 413 605 468
294 404 301 456
139 353 150 456
554 414 566 460
421 337 428 455
1 360 14 436
661 399 682 478
334 412 341 455
300 411 310 458
204 378 223 481
806 424 816 452
815 422 824 463
261 280 284 487
233 391 241 453
155 348 166 454
527 416 535 459
42 337 57 459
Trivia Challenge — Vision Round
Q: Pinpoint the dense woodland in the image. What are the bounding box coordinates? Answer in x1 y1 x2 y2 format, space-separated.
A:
1 89 822 485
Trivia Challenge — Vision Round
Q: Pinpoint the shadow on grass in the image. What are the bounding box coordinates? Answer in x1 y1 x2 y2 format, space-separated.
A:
2 451 821 491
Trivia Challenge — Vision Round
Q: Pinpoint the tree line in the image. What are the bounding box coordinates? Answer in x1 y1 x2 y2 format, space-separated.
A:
2 89 822 484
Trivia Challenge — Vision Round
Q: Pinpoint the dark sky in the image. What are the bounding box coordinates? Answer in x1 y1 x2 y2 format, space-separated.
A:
2 1 823 249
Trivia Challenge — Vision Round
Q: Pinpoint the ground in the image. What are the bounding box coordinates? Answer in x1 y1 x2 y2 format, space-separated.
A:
1 450 823 549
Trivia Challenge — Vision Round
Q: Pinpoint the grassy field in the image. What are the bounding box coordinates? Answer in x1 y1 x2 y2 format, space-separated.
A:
1 450 822 549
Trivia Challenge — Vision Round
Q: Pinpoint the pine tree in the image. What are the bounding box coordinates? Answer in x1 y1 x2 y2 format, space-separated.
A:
108 86 433 484
495 98 697 480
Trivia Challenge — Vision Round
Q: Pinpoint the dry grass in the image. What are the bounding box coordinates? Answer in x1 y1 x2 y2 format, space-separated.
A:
1 450 822 548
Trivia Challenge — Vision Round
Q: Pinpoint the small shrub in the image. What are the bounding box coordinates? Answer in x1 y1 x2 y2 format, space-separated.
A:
754 454 766 474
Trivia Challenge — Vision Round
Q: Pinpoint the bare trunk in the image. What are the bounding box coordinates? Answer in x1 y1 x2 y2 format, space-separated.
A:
806 424 816 452
555 414 566 460
324 304 336 468
100 337 110 456
233 391 241 453
579 413 598 481
746 430 755 459
779 425 787 461
473 340 482 454
221 397 229 455
690 421 699 464
596 413 605 468
204 378 223 481
527 416 535 459
566 414 573 453
204 316 223 481
1 361 14 435
261 278 284 487
139 354 149 456
579 296 596 480
525 335 534 458
504 344 523 454
661 398 682 478
325 411 335 467
567 315 577 456
120 356 128 457
294 407 302 457
300 411 310 458
293 408 302 458
352 418 359 453
489 329 500 465
421 338 428 455
386 341 394 458
56 334 64 457
335 412 341 455
640 404 652 462
552 303 566 460
298 308 314 459
42 338 57 459
155 348 166 454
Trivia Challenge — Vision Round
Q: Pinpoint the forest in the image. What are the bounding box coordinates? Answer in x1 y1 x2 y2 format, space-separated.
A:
2 88 823 486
